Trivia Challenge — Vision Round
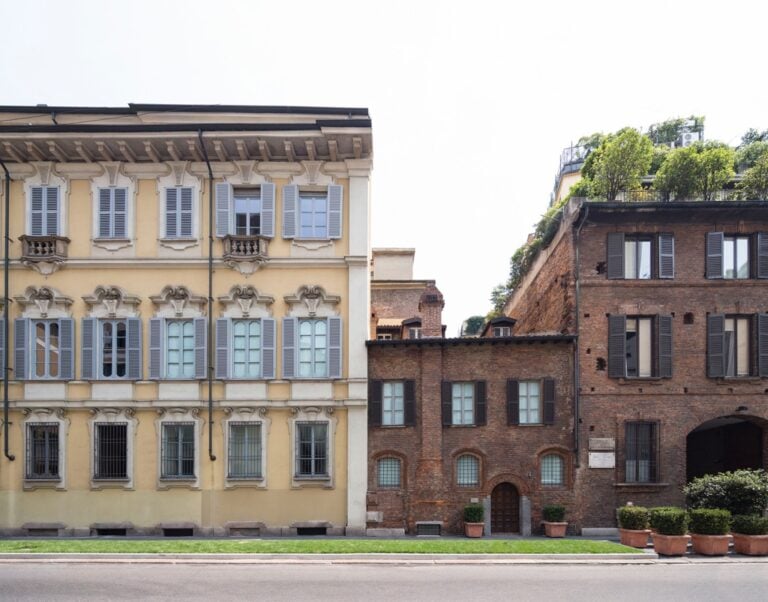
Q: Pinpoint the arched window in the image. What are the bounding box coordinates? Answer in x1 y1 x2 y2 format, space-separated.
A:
541 453 564 486
377 457 401 488
456 454 480 487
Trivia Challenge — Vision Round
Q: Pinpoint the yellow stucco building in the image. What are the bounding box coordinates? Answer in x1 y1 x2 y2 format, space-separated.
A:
0 104 372 536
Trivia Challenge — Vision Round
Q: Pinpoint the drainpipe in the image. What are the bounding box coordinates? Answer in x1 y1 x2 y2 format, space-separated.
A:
197 130 216 462
0 157 14 461
572 202 589 468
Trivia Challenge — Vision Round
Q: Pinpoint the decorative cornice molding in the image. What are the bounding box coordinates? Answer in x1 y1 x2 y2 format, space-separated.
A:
284 285 340 317
150 285 206 317
14 286 73 318
217 285 274 318
82 285 141 318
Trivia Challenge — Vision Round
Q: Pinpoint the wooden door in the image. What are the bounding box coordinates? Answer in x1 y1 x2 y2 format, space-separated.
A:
491 482 520 533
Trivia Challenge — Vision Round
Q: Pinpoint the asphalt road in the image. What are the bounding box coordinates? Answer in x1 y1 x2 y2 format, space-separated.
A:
1 562 767 601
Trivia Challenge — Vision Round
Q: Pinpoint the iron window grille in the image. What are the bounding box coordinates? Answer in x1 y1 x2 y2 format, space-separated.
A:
456 454 479 487
161 423 195 479
541 454 564 486
94 423 128 480
295 422 328 478
377 457 401 488
228 422 262 479
26 423 59 480
625 421 659 483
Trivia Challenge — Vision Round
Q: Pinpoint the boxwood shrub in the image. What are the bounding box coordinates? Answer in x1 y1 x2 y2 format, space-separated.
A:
688 508 731 535
731 514 768 536
542 504 566 522
463 503 484 523
617 506 649 530
649 507 688 535
684 469 768 516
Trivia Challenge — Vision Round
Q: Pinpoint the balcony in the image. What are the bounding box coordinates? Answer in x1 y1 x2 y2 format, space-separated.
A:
222 234 269 275
19 235 70 275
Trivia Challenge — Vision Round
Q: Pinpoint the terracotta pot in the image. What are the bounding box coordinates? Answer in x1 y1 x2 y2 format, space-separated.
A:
619 528 651 548
732 533 768 556
543 521 568 538
464 522 484 538
690 533 731 556
651 533 690 556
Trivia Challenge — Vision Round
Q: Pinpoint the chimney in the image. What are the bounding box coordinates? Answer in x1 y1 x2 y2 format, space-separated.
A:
418 284 444 338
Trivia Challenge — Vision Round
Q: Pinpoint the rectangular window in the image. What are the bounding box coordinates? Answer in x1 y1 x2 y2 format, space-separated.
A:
382 382 405 426
493 326 511 337
724 317 751 377
30 186 59 236
101 320 127 378
26 423 59 479
377 457 401 488
376 333 393 340
295 422 328 478
625 421 658 483
625 317 653 378
299 193 327 239
161 423 195 479
298 319 327 378
518 380 541 424
233 189 261 236
723 236 750 279
166 320 195 379
408 327 422 339
164 187 194 238
232 319 262 378
33 320 60 379
228 422 262 479
451 382 474 425
97 187 128 239
624 237 652 279
94 423 128 480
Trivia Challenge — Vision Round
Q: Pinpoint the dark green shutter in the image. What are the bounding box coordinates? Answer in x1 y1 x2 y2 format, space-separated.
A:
658 315 673 378
757 233 768 279
543 378 555 425
506 379 519 426
706 232 724 279
608 315 627 378
474 381 486 426
757 314 768 378
441 381 452 426
606 233 625 279
368 380 382 427
707 314 725 378
658 233 675 279
404 380 416 426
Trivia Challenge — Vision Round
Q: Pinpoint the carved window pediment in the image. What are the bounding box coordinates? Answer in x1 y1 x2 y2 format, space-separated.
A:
82 286 141 318
150 286 206 318
14 286 73 318
217 285 274 318
284 285 340 318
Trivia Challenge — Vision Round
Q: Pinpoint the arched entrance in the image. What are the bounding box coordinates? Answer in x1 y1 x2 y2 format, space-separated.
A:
491 482 520 533
686 416 765 481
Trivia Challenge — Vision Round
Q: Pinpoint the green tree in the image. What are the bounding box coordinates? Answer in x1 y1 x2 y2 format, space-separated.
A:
739 153 768 199
735 141 768 171
741 128 768 146
489 284 510 316
589 128 653 201
654 146 701 200
699 143 735 201
649 144 671 175
647 115 705 145
461 315 485 336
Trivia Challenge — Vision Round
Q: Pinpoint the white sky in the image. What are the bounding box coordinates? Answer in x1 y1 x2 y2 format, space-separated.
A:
2 0 767 333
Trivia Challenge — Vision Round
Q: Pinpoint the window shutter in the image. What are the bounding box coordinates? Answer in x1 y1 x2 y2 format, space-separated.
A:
0 320 5 384
328 317 342 379
194 317 207 379
757 233 768 279
707 314 725 378
506 379 519 426
261 183 275 237
165 188 178 238
113 187 127 238
149 318 164 379
327 184 343 239
98 188 112 238
368 380 382 427
126 317 142 380
14 318 28 380
608 315 627 378
282 184 298 238
282 317 297 379
757 313 768 378
180 187 194 237
81 318 97 380
658 315 673 378
215 182 232 237
606 232 625 279
658 233 675 279
441 381 452 426
30 187 44 235
474 381 486 426
261 318 276 379
543 378 556 425
215 318 229 379
46 187 59 236
706 232 724 279
404 379 416 426
58 318 74 380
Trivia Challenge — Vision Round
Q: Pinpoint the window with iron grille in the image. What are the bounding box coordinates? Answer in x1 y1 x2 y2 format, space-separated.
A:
94 423 128 480
161 423 195 479
625 421 658 483
26 423 59 479
228 422 262 479
382 381 404 426
456 454 479 487
541 453 564 486
377 457 401 488
295 422 328 478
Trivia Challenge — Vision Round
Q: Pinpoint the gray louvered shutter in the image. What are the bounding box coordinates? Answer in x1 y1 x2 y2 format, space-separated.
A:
0 320 5 384
261 318 276 379
81 318 98 380
126 317 142 380
327 184 343 239
658 233 675 279
46 187 59 235
113 188 127 238
706 232 724 279
149 318 164 379
180 187 194 238
261 183 275 237
707 314 725 378
58 318 74 380
757 314 768 378
215 182 231 237
14 318 28 380
607 232 625 279
658 315 673 378
404 379 416 426
507 379 519 425
165 188 178 238
543 378 555 425
282 184 298 238
757 233 768 279
215 318 229 379
441 381 452 426
328 317 342 379
30 187 44 235
474 381 486 426
608 315 627 378
368 380 382 427
282 317 297 379
194 317 207 379
98 188 112 238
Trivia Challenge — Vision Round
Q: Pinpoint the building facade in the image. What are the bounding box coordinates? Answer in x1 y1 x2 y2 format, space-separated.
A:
0 104 372 536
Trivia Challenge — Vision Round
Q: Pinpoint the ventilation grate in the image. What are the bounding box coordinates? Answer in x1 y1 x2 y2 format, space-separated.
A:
297 527 327 536
163 528 194 537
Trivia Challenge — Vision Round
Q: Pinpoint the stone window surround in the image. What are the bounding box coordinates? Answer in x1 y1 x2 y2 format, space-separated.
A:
156 407 201 490
88 407 137 490
89 162 137 252
23 162 69 237
222 407 271 489
22 408 69 491
157 162 202 251
289 406 336 489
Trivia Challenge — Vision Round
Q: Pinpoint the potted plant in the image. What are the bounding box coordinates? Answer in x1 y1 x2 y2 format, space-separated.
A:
616 505 650 548
731 514 768 556
542 504 567 538
463 503 484 538
649 507 690 556
688 508 732 556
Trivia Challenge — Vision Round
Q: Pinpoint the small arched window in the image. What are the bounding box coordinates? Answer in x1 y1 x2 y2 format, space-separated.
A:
456 454 480 487
541 453 564 486
377 457 401 488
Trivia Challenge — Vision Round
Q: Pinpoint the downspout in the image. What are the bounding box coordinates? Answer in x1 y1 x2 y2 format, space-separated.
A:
197 130 216 462
572 202 589 468
0 157 14 461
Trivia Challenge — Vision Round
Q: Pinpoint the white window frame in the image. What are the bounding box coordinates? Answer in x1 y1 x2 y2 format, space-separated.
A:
626 317 653 378
30 319 63 380
165 319 196 379
298 190 328 239
408 327 422 340
724 316 751 377
493 326 511 337
382 381 405 426
233 188 263 236
623 236 652 279
518 380 542 425
231 319 263 379
24 165 68 237
451 382 474 426
723 235 751 279
298 318 328 378
98 319 129 380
